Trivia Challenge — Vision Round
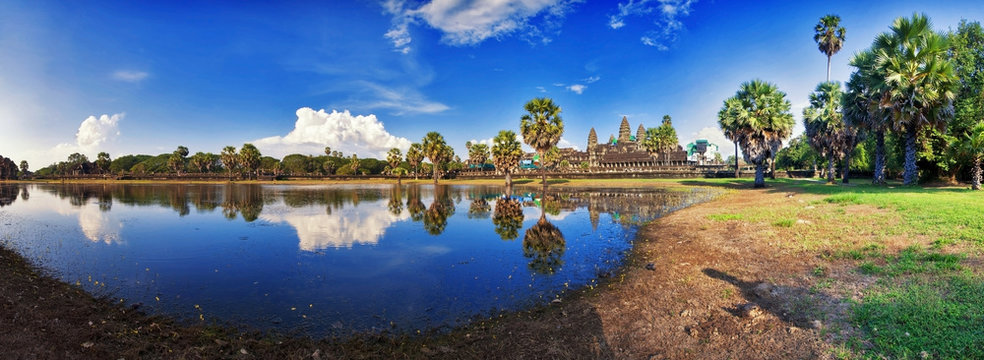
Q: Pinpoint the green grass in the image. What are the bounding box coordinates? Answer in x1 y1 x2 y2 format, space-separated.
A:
683 178 984 358
851 273 984 359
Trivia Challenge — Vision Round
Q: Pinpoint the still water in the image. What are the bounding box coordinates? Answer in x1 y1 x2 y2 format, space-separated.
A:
0 183 716 337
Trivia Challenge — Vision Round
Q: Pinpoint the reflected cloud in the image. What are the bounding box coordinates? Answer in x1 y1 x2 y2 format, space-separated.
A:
78 204 122 244
261 203 409 251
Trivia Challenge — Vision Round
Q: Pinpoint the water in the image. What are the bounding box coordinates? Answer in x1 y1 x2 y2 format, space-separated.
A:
0 183 716 337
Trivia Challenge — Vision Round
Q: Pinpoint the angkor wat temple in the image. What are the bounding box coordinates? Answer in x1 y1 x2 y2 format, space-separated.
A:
551 116 688 170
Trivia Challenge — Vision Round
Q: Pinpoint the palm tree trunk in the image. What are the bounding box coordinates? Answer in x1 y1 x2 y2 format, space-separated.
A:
827 153 835 184
903 127 918 186
505 170 512 188
769 155 776 180
842 151 851 184
826 55 831 82
433 163 439 185
973 157 982 191
734 142 740 178
873 130 886 185
754 162 765 188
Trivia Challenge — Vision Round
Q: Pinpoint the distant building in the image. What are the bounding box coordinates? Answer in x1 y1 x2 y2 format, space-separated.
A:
524 116 687 170
685 139 721 165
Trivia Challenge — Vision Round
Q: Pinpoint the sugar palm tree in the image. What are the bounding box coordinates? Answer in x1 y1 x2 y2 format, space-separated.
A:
387 148 403 184
468 143 490 168
815 14 846 81
221 146 239 175
492 130 523 189
961 122 984 190
718 80 795 188
803 81 845 183
406 143 424 180
845 50 889 184
872 13 959 185
239 143 261 179
520 97 564 186
422 132 449 185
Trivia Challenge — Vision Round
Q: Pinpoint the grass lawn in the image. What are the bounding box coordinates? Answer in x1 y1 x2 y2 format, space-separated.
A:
701 178 984 359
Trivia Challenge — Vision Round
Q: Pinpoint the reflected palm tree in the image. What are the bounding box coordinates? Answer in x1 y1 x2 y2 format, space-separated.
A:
388 185 404 216
19 186 29 201
492 198 523 241
522 215 566 275
221 184 264 222
467 198 491 219
423 185 455 235
407 185 425 222
523 184 565 274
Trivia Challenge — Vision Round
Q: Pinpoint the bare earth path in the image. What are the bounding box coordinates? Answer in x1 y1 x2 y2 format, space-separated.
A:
1 182 865 359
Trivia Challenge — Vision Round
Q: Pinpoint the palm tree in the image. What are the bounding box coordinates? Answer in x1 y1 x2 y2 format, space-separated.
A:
468 143 489 169
349 154 360 174
95 152 111 174
961 122 984 190
221 146 239 176
845 50 889 184
324 146 331 157
642 116 677 166
718 80 795 188
422 132 449 185
19 160 28 176
492 130 523 189
803 81 845 183
815 14 846 81
872 13 959 185
387 148 403 184
406 143 424 180
520 97 564 186
239 143 261 179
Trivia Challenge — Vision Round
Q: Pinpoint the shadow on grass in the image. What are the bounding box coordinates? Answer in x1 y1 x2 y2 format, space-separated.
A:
702 268 833 329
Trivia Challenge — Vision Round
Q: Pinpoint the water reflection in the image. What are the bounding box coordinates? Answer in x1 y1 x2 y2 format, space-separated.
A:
3 183 719 336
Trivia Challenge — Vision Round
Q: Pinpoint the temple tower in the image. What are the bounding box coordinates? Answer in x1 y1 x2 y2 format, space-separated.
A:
588 128 598 149
618 116 632 144
636 124 646 143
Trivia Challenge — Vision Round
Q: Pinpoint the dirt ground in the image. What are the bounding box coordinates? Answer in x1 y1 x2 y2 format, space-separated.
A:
1 182 860 359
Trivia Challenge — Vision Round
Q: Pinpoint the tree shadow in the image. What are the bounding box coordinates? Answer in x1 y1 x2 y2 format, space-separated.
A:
702 268 833 329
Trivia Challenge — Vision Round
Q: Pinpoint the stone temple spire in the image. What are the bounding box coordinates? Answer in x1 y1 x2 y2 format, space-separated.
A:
636 124 646 143
588 127 598 149
618 116 632 144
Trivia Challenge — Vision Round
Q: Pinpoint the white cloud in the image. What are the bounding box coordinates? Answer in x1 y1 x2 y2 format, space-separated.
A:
358 81 450 115
111 70 149 82
469 137 495 146
583 76 600 83
689 126 736 158
48 113 124 161
609 0 695 50
254 107 412 159
566 84 586 94
536 86 546 93
557 137 580 150
383 0 581 52
76 113 123 149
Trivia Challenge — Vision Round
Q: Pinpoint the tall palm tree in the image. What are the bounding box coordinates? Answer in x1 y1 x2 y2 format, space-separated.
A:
468 143 490 168
221 146 239 176
845 50 889 184
961 122 984 190
239 143 261 179
803 81 845 183
492 130 523 189
422 132 449 185
406 143 424 180
520 97 564 186
718 80 795 188
387 148 403 184
815 14 846 82
872 13 959 185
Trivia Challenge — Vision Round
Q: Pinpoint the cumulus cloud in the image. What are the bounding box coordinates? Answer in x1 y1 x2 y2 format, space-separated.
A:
469 137 495 147
609 0 695 50
112 70 149 82
254 108 412 159
557 137 580 150
382 0 581 52
50 113 124 160
566 84 586 94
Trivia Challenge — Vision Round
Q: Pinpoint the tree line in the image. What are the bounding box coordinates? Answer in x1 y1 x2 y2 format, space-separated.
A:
719 14 984 189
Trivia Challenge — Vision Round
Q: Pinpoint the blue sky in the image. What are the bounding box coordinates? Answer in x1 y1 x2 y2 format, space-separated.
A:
2 0 982 167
